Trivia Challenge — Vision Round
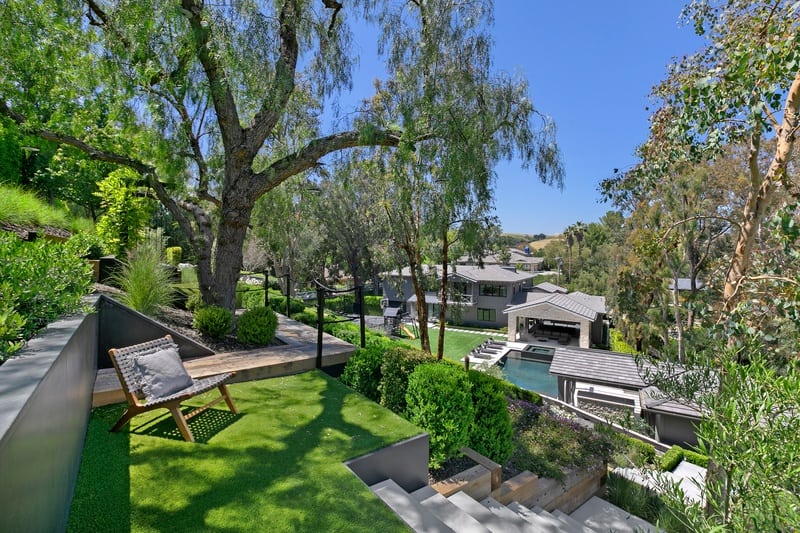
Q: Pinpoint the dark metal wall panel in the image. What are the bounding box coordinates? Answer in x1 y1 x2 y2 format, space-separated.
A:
97 295 213 368
0 312 97 533
345 433 430 492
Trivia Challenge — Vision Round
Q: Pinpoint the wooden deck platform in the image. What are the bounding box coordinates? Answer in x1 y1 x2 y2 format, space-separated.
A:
93 315 357 407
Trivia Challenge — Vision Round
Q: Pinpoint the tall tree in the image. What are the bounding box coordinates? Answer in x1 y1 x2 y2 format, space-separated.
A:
0 1 435 309
370 0 563 355
602 0 800 313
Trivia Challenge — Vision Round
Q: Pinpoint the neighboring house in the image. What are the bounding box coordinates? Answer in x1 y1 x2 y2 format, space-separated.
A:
456 247 545 272
503 282 608 349
549 347 701 447
382 264 535 329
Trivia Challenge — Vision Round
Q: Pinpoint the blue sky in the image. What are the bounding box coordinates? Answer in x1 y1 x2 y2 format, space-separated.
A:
329 2 707 236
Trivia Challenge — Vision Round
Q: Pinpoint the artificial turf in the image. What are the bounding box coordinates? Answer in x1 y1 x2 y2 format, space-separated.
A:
68 371 421 532
398 326 496 361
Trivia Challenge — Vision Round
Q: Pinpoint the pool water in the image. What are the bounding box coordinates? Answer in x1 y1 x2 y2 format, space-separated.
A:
501 357 558 397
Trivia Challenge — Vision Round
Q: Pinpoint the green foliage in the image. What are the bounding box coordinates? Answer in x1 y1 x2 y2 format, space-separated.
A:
180 266 198 284
0 183 71 229
605 472 689 533
95 168 152 256
507 400 613 481
467 370 514 464
68 232 105 259
112 238 175 317
499 381 543 405
193 305 233 340
236 306 278 345
682 449 708 468
0 231 92 360
627 437 656 467
340 345 385 402
237 283 265 309
660 445 685 472
379 346 434 414
184 291 204 312
165 246 182 266
290 308 318 326
406 363 473 469
610 329 638 354
268 295 306 316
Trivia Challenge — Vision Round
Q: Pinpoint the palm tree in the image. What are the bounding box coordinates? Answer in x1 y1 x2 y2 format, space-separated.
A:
564 224 575 281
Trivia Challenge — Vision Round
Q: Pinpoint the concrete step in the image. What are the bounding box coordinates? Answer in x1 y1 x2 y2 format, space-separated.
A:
419 491 491 532
569 496 660 533
370 479 454 533
507 501 580 533
479 497 538 532
447 491 525 533
552 509 598 533
411 485 439 501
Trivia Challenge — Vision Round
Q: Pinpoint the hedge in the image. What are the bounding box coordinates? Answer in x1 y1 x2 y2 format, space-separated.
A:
379 346 434 414
467 370 514 464
340 345 385 402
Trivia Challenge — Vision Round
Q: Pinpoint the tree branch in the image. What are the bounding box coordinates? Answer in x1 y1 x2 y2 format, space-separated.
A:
180 0 242 151
244 0 299 156
253 128 406 196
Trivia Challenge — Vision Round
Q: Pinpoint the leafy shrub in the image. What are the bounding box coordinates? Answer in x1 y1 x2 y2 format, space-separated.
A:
507 399 614 481
112 239 175 316
683 448 708 468
68 232 105 259
340 345 385 402
193 305 233 339
628 438 657 466
269 295 305 316
379 346 433 414
500 381 543 405
610 329 638 354
238 283 265 309
291 308 318 326
180 265 198 284
237 306 278 345
467 370 514 464
95 168 152 256
660 445 685 472
363 295 383 315
406 362 474 469
0 231 92 360
165 246 182 266
185 290 204 311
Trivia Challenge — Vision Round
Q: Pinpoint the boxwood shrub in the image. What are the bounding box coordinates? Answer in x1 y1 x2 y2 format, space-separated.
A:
406 362 474 468
340 345 385 402
660 445 685 472
379 346 434 414
193 305 233 339
467 370 514 464
237 306 278 345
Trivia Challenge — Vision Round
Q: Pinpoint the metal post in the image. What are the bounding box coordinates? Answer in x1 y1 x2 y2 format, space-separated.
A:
357 285 366 348
285 273 291 317
264 269 269 307
316 287 325 369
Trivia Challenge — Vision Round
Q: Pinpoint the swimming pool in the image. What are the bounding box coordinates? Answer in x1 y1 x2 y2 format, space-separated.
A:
500 356 558 397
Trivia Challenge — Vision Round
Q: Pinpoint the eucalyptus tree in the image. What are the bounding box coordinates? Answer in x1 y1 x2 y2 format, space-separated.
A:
1 0 426 309
367 0 563 355
602 0 800 313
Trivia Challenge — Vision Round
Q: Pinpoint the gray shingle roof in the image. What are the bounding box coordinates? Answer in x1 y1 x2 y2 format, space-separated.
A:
567 291 607 314
549 347 652 388
388 264 534 283
504 293 599 320
534 282 567 293
639 386 702 419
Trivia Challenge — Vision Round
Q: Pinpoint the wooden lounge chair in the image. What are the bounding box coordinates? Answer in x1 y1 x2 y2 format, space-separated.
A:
108 335 238 442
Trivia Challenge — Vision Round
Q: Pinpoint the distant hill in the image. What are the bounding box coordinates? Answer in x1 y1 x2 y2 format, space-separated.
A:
527 237 560 250
500 233 560 251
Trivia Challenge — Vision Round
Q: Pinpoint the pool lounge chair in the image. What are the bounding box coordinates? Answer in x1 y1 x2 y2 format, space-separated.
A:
108 335 238 442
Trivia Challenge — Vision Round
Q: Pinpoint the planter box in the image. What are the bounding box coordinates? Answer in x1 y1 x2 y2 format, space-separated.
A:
431 464 492 500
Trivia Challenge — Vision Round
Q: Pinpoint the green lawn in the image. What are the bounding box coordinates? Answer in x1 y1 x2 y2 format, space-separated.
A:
397 327 500 361
68 371 421 532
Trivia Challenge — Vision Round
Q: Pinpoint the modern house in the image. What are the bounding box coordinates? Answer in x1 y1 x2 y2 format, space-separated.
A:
503 282 609 349
456 247 545 272
382 264 535 329
549 347 702 446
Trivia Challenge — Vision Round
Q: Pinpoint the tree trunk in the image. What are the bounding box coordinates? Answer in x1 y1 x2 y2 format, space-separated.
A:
723 72 800 310
436 230 450 360
408 259 431 354
671 270 685 363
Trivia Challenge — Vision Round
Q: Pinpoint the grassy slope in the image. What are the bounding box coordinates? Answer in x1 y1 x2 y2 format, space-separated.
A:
0 183 91 231
397 327 496 361
68 372 420 532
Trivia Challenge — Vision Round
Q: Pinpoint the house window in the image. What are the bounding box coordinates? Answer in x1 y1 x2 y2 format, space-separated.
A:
477 308 496 322
479 284 507 297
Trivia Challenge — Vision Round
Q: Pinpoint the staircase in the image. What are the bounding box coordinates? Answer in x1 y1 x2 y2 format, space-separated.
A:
370 478 659 533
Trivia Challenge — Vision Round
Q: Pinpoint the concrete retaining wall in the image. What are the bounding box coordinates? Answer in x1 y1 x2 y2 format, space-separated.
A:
0 308 98 532
345 433 430 492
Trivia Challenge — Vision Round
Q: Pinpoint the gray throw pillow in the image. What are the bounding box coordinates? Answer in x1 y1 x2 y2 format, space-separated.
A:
135 347 194 400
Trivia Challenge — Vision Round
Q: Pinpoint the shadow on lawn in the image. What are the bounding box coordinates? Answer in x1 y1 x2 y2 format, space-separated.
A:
102 372 411 532
131 408 243 444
